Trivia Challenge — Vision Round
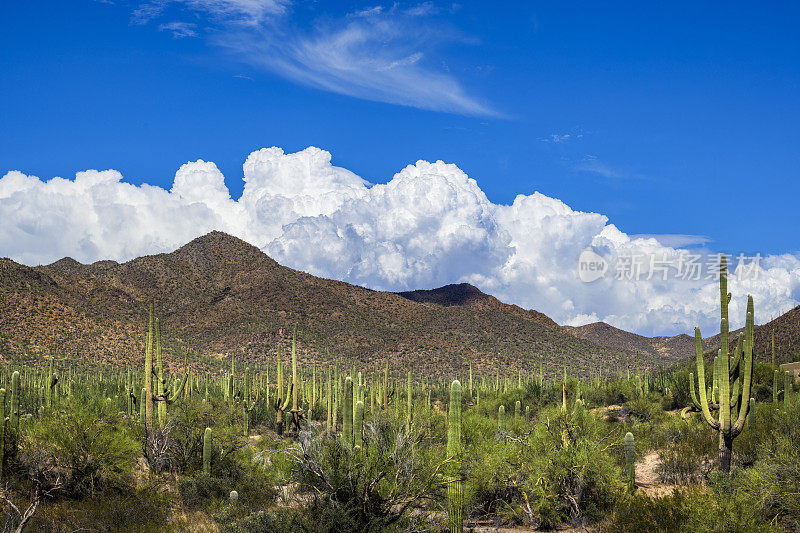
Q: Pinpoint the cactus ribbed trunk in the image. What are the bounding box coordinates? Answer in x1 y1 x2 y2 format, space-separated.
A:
343 377 353 445
291 329 300 432
354 400 364 449
447 380 463 533
156 318 165 428
326 370 332 431
203 427 212 475
10 371 19 435
139 387 146 426
624 432 635 491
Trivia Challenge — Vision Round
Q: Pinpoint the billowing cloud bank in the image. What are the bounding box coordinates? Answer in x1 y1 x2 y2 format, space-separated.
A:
2 147 798 335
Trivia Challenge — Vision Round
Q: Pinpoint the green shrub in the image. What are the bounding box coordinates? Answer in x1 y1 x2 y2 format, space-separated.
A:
21 402 139 499
178 471 230 508
654 416 716 483
289 412 448 531
499 407 623 529
625 397 664 424
30 486 172 532
608 485 774 533
739 400 800 527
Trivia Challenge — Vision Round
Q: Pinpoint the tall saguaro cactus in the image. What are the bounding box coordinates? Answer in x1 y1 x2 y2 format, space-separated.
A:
690 255 754 473
273 345 292 436
343 377 354 445
203 427 213 475
354 400 364 450
290 328 303 433
9 371 20 435
624 432 635 491
156 318 166 427
446 380 463 533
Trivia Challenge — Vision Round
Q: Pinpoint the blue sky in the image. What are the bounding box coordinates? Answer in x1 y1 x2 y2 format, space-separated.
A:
1 1 799 334
2 1 798 255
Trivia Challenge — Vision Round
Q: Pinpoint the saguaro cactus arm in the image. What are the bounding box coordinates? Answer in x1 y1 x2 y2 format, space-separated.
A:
731 297 755 436
694 328 720 430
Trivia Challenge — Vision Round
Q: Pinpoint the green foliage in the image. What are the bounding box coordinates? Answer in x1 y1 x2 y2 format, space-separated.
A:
654 416 716 483
289 412 448 531
609 485 775 533
489 406 623 529
21 401 139 499
178 471 230 508
30 482 172 532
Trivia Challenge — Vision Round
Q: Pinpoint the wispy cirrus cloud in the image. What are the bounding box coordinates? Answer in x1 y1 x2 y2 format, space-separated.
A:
540 133 582 144
131 1 500 116
574 154 650 181
158 21 199 38
133 0 290 25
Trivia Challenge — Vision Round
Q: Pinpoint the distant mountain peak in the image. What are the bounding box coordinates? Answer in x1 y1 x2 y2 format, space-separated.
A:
397 283 490 307
45 257 86 275
167 231 275 268
180 231 260 253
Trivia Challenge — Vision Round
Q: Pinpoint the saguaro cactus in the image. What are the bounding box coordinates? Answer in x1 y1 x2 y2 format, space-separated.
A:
498 404 505 432
343 377 354 445
139 387 146 426
624 432 635 491
9 371 19 435
156 318 166 427
273 346 292 436
45 355 58 409
203 427 213 475
690 255 755 473
446 380 463 533
354 400 364 450
242 367 260 436
289 329 303 433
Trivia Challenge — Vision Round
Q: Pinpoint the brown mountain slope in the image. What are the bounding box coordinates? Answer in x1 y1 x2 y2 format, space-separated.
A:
1 231 651 378
564 322 696 364
567 306 800 367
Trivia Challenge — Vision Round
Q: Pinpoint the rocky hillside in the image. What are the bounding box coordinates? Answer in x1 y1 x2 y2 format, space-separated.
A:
566 308 800 367
0 231 654 378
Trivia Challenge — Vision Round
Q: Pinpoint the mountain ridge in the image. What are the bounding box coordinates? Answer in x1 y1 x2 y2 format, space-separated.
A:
1 231 797 377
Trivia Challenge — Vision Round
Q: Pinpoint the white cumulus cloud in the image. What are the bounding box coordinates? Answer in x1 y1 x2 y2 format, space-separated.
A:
2 146 798 336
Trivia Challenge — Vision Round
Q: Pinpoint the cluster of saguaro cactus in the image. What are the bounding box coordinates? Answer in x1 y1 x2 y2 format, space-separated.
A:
688 255 754 473
242 366 260 436
141 303 190 432
273 346 292 436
